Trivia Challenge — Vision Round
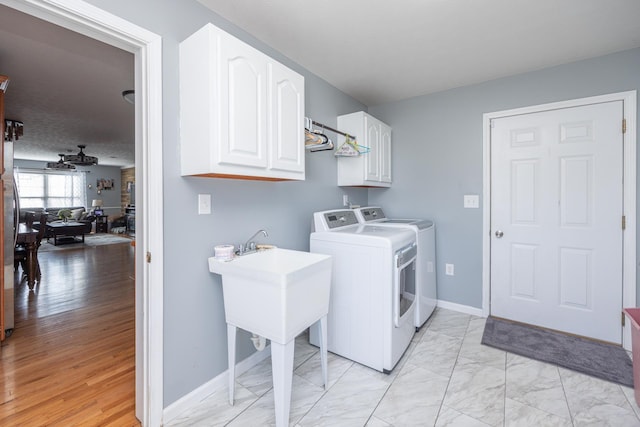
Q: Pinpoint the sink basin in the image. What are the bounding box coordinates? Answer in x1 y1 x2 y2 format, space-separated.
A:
209 248 332 344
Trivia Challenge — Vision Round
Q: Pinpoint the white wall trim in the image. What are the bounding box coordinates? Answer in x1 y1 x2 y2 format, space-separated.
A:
0 0 165 424
163 346 272 424
482 91 637 350
436 299 484 317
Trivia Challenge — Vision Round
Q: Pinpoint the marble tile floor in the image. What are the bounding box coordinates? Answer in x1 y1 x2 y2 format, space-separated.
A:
167 308 640 426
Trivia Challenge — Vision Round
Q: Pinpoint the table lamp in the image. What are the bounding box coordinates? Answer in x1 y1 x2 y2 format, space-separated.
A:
92 199 103 215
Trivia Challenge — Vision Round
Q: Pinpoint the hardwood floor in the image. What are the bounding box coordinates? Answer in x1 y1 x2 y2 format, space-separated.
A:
0 241 139 426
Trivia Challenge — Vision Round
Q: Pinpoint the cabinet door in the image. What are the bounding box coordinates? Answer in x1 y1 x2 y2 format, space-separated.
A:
268 61 304 174
380 123 392 183
219 35 268 169
364 116 381 182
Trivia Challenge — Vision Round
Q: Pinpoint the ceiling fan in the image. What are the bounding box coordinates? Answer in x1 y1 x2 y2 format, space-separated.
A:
63 144 98 166
46 154 76 170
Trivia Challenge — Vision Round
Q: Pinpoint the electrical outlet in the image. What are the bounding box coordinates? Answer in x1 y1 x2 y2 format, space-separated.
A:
343 194 349 207
445 263 455 276
464 195 480 208
198 194 211 215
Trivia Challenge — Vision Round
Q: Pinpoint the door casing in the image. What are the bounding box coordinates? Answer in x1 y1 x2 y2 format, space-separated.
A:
482 91 637 350
0 0 165 425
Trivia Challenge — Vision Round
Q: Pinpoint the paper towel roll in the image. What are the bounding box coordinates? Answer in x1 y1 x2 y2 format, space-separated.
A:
214 244 235 260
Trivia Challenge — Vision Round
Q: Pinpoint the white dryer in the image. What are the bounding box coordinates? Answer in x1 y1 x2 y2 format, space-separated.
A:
354 207 437 329
310 209 416 373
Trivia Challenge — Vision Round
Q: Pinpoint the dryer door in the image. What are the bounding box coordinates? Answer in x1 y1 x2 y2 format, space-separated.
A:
393 243 417 328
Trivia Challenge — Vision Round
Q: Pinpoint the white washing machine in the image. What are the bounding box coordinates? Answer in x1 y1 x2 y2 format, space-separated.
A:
354 207 437 329
310 209 417 373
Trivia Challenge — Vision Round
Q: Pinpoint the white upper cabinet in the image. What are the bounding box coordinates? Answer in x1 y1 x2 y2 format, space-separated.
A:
180 23 305 180
337 112 392 187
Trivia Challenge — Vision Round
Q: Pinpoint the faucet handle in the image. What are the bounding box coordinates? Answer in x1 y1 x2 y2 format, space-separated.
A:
248 242 256 251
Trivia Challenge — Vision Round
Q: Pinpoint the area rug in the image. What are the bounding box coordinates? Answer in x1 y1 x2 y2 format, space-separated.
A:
38 233 133 252
481 316 634 387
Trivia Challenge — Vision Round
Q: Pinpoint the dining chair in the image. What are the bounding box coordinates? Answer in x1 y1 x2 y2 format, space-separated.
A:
14 213 47 282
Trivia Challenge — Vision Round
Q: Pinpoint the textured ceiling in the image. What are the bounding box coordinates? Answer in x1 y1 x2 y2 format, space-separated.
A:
198 0 640 106
0 4 134 168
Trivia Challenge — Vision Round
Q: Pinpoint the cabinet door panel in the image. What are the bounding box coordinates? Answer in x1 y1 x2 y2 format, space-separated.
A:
380 124 392 183
219 40 267 168
269 62 304 173
364 117 380 181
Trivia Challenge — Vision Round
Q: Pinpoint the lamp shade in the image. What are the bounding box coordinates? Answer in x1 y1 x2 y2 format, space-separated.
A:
92 199 103 208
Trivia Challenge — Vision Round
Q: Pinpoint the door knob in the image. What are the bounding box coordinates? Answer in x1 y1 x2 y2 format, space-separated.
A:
495 230 504 238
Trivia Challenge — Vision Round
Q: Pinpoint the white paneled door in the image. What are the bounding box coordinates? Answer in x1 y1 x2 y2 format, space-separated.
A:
490 101 624 344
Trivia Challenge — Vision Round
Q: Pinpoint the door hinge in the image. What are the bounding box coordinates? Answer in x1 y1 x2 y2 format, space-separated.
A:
622 311 626 327
623 118 627 134
622 215 626 230
146 251 151 263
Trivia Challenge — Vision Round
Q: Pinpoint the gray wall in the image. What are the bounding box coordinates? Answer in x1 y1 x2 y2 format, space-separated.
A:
368 48 640 309
14 159 122 216
83 0 367 407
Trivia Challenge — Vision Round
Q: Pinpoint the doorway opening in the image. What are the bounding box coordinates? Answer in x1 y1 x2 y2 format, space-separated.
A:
0 0 164 424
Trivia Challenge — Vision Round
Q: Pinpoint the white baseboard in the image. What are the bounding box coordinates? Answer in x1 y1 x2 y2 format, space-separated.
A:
437 299 484 317
163 345 271 423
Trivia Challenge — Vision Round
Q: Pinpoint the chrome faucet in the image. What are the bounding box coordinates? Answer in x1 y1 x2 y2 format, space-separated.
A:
237 229 268 255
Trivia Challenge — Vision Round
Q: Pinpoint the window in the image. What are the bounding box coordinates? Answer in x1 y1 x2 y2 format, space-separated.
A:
16 171 86 208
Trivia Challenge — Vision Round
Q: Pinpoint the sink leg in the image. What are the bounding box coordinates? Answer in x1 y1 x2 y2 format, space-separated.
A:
227 324 237 405
319 315 328 389
271 340 294 427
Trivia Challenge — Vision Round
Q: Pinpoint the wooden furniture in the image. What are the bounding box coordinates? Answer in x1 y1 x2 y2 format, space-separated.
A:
15 213 47 288
95 215 109 233
45 221 88 245
180 23 305 181
15 224 39 290
337 111 392 187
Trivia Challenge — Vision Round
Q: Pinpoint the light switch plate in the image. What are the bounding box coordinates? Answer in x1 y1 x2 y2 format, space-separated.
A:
464 194 480 208
445 263 455 276
198 194 212 215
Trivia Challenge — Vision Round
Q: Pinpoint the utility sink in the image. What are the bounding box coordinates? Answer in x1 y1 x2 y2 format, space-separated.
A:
209 247 332 427
208 248 332 344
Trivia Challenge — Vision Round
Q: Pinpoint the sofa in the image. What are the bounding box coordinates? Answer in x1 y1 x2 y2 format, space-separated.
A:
24 207 95 239
19 206 88 223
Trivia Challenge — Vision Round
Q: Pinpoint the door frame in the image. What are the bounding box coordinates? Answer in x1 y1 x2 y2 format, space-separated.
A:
482 91 637 350
0 0 164 424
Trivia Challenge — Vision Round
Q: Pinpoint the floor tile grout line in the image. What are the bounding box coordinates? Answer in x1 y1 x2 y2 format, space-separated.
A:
364 329 423 426
228 342 325 426
432 313 469 426
620 384 640 421
294 357 355 426
502 345 507 427
557 366 576 426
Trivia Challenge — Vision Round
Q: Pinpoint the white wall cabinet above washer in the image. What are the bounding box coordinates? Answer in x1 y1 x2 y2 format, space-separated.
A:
337 111 391 187
179 23 305 181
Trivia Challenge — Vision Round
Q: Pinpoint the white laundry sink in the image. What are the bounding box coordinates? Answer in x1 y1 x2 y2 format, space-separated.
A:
209 247 332 427
208 248 332 344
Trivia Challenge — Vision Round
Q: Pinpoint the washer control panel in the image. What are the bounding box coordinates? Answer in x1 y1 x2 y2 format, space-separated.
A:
323 210 359 229
359 207 386 222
